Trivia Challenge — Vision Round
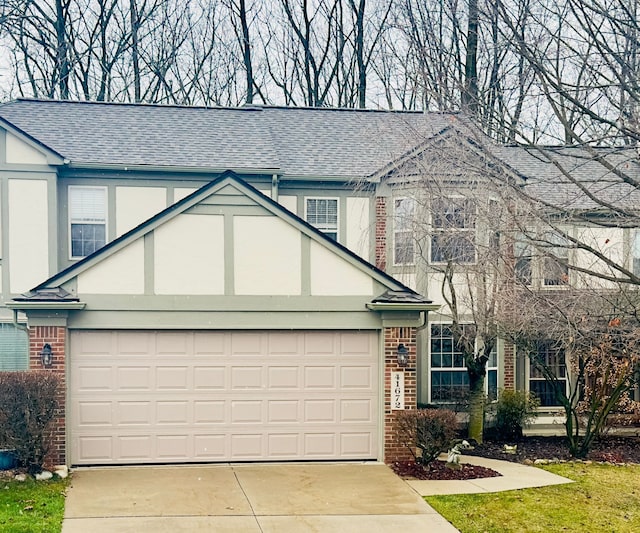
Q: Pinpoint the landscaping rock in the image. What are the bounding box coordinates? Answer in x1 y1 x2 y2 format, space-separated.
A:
35 470 53 481
14 474 27 482
54 466 69 479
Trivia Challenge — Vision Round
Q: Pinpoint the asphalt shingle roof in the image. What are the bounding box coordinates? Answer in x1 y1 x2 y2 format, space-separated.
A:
0 99 457 178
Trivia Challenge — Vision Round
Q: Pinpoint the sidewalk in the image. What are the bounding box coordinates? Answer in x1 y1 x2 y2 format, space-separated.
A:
406 455 573 497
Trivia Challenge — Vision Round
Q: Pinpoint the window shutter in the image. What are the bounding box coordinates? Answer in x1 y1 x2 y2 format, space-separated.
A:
70 187 106 223
0 324 28 370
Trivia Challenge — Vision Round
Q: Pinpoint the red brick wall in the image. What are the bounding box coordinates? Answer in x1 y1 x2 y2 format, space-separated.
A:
375 197 386 270
29 326 66 467
383 326 417 463
503 341 515 390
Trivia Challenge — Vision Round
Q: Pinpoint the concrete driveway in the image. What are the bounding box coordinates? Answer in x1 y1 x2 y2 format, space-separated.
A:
62 462 459 532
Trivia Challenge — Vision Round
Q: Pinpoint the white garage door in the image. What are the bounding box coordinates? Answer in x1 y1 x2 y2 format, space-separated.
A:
69 330 379 465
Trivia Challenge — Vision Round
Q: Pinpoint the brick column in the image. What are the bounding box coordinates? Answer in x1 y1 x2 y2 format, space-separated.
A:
503 341 515 390
383 326 417 463
375 197 387 270
29 326 66 467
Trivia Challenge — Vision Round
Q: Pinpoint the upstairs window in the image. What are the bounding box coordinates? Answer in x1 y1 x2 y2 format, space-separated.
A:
430 198 476 264
543 232 569 286
632 230 640 276
394 197 415 265
514 236 533 285
69 186 107 258
306 198 338 240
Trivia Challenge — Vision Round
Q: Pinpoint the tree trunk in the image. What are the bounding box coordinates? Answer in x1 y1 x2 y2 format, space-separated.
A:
462 0 478 116
238 0 254 104
467 360 486 444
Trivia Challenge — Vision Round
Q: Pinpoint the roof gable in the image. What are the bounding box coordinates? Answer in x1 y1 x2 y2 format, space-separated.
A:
29 171 420 301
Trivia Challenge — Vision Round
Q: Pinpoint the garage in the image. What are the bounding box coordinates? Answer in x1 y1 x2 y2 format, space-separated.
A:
13 173 434 466
69 329 379 465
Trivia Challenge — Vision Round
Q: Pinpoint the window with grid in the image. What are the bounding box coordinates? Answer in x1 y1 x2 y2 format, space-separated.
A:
305 198 338 240
530 341 567 407
430 323 470 402
394 197 415 265
69 186 107 258
430 198 476 264
543 232 569 286
514 236 533 285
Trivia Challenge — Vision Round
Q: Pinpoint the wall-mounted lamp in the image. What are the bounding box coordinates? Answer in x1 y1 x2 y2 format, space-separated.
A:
40 344 52 367
396 343 409 367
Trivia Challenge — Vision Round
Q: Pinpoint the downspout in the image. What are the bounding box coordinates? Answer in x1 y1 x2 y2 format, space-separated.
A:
12 309 29 333
271 174 279 201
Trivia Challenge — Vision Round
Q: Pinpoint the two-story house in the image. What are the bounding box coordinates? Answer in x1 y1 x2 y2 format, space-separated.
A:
0 98 637 466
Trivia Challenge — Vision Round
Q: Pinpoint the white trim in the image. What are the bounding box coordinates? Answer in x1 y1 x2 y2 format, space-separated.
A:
304 196 339 240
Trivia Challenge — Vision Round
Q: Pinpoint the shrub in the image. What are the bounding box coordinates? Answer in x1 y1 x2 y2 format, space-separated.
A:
396 408 458 464
0 372 60 471
494 389 540 440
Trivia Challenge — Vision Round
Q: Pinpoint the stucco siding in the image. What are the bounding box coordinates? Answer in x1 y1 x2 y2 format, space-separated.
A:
5 133 48 165
8 179 49 293
116 187 166 237
309 241 372 296
77 240 145 294
154 214 225 295
574 226 624 289
234 215 301 295
278 195 297 214
346 197 370 261
174 188 198 203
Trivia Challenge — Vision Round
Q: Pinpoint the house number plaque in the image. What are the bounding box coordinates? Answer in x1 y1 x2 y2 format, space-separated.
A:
391 371 405 410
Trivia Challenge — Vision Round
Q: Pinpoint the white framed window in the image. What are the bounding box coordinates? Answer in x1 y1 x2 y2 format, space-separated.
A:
305 197 338 240
514 236 533 285
394 197 415 265
430 197 476 264
542 231 569 286
69 186 107 259
429 323 499 403
632 230 640 276
529 340 567 407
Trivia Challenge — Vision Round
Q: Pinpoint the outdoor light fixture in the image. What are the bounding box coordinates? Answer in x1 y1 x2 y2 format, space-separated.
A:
396 344 409 367
40 344 52 367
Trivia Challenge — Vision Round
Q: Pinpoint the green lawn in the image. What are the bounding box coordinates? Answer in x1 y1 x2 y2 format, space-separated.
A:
0 476 68 533
427 463 640 533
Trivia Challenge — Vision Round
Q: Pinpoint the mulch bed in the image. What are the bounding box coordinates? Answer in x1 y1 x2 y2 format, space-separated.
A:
392 435 640 481
392 459 501 480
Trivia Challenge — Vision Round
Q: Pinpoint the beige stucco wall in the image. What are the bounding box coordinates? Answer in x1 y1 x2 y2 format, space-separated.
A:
5 133 48 165
154 214 225 294
234 216 301 295
8 179 49 293
346 197 370 261
309 241 372 296
116 187 166 237
78 240 145 294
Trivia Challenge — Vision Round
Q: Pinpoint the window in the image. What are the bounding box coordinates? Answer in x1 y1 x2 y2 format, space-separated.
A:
394 197 415 265
0 323 28 371
430 198 476 264
514 237 533 285
529 340 567 407
543 232 569 286
305 198 338 240
69 186 107 258
430 323 470 402
487 348 499 402
632 230 640 276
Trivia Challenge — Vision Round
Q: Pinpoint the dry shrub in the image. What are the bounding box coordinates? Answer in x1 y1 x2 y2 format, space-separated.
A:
0 371 60 471
396 408 458 464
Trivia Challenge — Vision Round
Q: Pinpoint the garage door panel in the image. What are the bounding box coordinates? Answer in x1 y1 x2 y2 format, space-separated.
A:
70 330 378 464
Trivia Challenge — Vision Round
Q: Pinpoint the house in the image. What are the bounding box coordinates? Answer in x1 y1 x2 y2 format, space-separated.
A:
0 99 637 465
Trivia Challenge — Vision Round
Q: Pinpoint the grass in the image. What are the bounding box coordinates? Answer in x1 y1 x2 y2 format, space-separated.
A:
0 476 68 533
426 463 640 533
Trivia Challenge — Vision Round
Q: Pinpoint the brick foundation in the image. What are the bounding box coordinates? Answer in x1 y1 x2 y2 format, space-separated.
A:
383 326 417 463
29 326 66 466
